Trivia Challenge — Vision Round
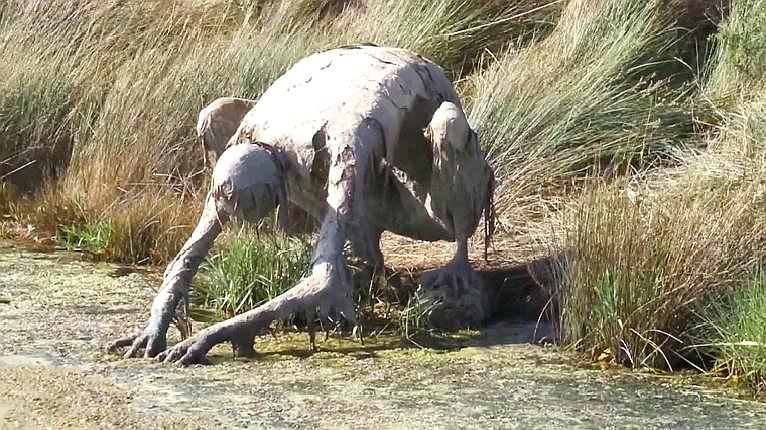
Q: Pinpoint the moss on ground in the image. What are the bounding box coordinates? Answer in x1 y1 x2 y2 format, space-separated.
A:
1 243 766 429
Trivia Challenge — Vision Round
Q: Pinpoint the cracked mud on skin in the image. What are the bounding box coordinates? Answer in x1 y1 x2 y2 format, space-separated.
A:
119 46 497 364
2 244 766 429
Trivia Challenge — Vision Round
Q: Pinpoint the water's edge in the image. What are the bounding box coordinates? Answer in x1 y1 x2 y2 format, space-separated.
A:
1 243 765 429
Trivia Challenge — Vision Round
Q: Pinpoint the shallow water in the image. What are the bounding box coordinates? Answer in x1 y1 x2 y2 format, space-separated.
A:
1 242 765 429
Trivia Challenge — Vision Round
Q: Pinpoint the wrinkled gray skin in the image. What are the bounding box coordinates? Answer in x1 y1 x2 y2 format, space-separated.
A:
196 97 257 168
107 45 495 365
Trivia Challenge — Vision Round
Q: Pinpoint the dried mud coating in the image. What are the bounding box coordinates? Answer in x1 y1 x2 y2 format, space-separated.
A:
107 45 495 364
196 97 257 168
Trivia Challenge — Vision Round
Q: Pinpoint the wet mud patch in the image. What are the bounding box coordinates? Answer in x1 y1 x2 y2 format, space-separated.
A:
2 243 766 428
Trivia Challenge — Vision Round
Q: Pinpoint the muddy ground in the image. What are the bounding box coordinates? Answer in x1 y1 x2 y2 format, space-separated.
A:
1 242 766 429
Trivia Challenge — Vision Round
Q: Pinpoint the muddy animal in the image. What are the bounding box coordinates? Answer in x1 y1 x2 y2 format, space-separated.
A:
108 45 495 365
196 97 257 168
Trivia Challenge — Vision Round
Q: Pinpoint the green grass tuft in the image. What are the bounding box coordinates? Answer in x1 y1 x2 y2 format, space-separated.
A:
55 220 115 256
705 269 766 396
396 295 444 343
557 162 766 369
192 227 314 320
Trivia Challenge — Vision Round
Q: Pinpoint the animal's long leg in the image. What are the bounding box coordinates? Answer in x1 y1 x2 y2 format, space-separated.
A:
106 194 227 358
108 144 285 359
158 122 381 365
416 102 495 329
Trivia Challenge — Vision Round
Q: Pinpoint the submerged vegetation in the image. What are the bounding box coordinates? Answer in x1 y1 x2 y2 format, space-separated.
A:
3 0 766 396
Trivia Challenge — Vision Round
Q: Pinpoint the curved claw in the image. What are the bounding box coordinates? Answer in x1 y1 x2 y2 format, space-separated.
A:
125 334 149 358
152 260 359 365
416 261 489 330
157 338 212 366
105 332 141 354
106 327 167 358
156 343 184 364
182 355 212 366
420 260 472 289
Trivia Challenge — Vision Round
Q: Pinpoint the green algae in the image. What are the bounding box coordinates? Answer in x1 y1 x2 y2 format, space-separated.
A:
1 243 766 429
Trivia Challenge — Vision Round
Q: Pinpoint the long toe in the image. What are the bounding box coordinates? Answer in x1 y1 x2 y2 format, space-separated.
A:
144 336 167 358
155 350 169 362
124 336 148 358
105 333 139 353
162 346 187 364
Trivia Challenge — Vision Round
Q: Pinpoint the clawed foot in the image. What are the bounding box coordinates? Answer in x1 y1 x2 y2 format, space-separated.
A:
419 260 477 294
155 334 215 366
105 325 168 358
417 260 490 330
153 324 259 366
156 261 358 366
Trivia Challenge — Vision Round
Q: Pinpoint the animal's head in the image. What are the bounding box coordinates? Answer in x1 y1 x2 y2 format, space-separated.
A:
425 102 496 258
212 143 289 227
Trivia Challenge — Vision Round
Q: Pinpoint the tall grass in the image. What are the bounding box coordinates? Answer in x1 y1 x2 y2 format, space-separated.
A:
0 0 560 261
705 269 766 396
698 16 766 388
557 160 766 368
325 0 562 76
467 0 713 224
553 0 766 388
705 0 766 102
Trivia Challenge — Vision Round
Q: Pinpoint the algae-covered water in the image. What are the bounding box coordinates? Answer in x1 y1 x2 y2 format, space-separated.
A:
1 242 766 429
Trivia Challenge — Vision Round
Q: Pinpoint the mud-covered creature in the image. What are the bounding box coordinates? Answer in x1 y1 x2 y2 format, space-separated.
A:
108 45 495 365
196 97 257 168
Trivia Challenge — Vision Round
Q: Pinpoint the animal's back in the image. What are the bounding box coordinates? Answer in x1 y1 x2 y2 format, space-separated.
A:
237 46 460 155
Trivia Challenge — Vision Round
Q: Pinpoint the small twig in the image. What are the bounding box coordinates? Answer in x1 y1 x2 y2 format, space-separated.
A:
0 160 37 182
